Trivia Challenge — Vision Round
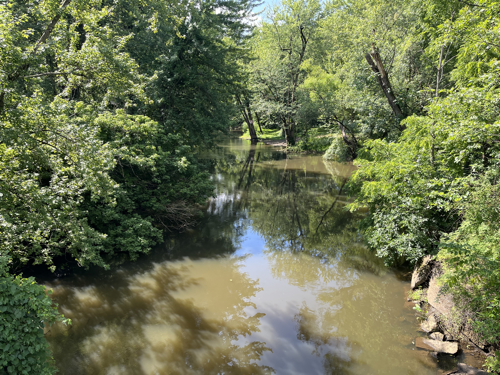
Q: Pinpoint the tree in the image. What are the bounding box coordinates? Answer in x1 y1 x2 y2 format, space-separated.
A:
299 0 447 159
0 0 258 371
129 0 257 146
0 0 257 270
236 92 260 144
349 1 500 362
250 0 322 146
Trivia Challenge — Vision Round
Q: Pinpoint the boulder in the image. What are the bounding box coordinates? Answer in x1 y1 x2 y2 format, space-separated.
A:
430 332 444 341
428 272 488 349
415 337 458 354
454 363 491 375
411 255 434 289
427 273 455 316
421 314 438 333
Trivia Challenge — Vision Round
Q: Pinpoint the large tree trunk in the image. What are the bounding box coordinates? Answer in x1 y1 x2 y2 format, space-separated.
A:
247 115 258 145
236 95 258 144
365 46 404 120
285 123 296 146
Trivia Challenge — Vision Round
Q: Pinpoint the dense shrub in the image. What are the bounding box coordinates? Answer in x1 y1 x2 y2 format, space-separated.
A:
323 136 351 162
0 270 68 374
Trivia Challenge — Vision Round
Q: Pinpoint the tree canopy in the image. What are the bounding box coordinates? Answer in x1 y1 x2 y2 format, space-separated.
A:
0 0 256 372
244 0 500 367
2 0 500 372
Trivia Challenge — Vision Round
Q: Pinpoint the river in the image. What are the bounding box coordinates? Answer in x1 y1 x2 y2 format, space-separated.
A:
43 138 451 374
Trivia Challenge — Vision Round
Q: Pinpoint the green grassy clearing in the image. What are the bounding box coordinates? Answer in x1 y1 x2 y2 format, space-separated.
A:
240 127 336 153
240 128 284 140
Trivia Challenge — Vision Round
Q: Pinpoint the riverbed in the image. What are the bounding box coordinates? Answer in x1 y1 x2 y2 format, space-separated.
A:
44 138 448 374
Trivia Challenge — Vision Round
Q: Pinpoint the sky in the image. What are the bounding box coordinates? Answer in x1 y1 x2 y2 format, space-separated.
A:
251 0 276 25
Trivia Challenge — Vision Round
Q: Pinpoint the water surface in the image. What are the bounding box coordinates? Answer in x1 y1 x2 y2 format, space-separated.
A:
45 138 443 374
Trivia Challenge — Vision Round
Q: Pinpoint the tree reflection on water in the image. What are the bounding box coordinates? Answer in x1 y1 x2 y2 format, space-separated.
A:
45 140 436 375
209 142 433 374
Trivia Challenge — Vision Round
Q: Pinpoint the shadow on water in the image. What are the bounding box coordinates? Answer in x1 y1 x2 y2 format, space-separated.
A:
44 138 445 374
46 256 274 374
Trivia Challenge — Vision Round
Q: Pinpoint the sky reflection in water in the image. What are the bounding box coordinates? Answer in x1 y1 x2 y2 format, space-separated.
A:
45 139 440 375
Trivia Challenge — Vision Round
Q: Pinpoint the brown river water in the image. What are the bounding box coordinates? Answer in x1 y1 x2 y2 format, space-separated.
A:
43 138 458 374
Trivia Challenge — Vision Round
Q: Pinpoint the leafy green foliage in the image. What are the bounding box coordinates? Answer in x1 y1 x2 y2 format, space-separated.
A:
1 0 499 369
0 0 257 372
247 0 323 145
240 128 283 140
247 0 451 152
323 136 351 162
485 352 500 373
351 79 500 264
292 129 333 153
439 176 500 346
0 272 69 375
117 0 256 146
0 97 118 269
0 0 255 269
301 0 424 142
347 0 500 355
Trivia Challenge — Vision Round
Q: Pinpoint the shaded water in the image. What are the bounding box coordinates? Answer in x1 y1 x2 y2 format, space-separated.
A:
45 139 446 374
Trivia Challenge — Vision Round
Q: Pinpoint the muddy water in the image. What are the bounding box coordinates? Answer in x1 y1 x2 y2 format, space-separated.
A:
45 139 443 374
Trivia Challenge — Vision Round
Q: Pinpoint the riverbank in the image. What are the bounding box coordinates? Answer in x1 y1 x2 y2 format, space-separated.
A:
408 257 494 374
253 135 497 374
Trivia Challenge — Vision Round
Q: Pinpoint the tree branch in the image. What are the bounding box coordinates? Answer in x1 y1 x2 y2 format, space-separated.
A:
24 71 69 78
365 47 405 120
315 179 347 234
33 0 73 55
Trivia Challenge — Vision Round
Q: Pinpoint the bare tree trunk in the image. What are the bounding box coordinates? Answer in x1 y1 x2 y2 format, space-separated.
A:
247 112 258 145
365 46 404 120
338 122 357 161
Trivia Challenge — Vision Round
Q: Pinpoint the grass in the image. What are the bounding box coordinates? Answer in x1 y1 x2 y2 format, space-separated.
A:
240 127 336 153
240 128 283 141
